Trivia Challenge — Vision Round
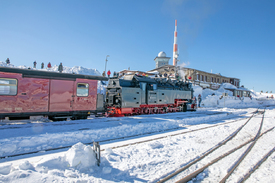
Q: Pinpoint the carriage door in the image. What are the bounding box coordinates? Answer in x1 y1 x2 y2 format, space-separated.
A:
72 79 97 111
49 80 74 112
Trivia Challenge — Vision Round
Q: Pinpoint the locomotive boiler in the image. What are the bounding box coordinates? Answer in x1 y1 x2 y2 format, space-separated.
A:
105 74 194 116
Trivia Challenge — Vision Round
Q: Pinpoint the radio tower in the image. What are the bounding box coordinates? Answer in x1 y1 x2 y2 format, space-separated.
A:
173 20 179 66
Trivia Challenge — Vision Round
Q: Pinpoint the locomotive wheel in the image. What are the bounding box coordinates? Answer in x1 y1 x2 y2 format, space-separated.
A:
163 107 168 113
134 109 140 115
143 108 150 114
183 104 187 112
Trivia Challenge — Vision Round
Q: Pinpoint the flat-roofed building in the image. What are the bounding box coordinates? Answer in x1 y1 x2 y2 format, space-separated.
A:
148 65 240 90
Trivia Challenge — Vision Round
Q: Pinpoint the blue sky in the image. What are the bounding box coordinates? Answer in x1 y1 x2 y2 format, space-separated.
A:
1 0 274 93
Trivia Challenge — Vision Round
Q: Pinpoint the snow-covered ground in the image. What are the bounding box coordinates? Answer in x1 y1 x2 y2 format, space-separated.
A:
0 62 275 182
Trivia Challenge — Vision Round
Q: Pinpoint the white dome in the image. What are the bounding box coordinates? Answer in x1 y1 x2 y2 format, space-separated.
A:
158 51 166 57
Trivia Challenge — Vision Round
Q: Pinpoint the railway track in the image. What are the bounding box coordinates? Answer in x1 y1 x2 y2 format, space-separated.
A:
0 109 258 161
155 109 275 183
0 110 227 128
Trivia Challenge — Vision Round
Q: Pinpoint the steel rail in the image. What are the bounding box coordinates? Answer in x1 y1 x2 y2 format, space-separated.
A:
238 146 275 183
102 114 254 151
0 112 255 160
219 109 265 183
175 126 274 183
156 111 259 183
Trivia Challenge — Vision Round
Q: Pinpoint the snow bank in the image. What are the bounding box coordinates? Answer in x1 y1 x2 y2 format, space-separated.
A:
0 61 101 76
192 83 275 108
193 83 233 100
0 142 98 179
65 142 97 170
0 164 12 175
193 85 203 97
37 142 98 175
252 90 275 100
19 161 35 171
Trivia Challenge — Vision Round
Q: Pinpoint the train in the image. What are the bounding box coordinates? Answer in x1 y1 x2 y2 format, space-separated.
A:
105 74 194 116
0 67 195 121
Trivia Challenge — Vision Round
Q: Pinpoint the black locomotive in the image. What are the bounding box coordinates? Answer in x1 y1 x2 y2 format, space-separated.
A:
105 74 194 116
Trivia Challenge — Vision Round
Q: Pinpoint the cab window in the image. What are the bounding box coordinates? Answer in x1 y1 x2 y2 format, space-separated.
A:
0 78 17 95
140 82 146 91
77 83 89 96
152 84 157 90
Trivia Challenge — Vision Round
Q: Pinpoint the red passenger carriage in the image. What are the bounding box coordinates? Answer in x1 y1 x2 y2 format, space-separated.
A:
0 67 107 120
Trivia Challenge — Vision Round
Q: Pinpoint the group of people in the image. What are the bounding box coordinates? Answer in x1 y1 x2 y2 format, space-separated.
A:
33 61 52 69
102 70 109 77
5 58 63 73
102 70 120 78
33 61 63 72
33 61 63 73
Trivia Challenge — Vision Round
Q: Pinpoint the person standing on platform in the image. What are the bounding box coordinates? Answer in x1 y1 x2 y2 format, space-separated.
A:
198 94 202 108
33 61 37 68
47 62 52 68
107 70 111 77
6 58 10 64
58 63 63 73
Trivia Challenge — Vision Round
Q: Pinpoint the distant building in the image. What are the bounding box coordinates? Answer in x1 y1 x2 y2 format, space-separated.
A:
118 51 248 96
148 65 240 89
154 51 170 68
224 86 251 97
182 67 240 89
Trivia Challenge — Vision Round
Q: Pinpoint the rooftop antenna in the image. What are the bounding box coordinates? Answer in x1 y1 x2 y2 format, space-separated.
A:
173 20 179 66
173 20 180 79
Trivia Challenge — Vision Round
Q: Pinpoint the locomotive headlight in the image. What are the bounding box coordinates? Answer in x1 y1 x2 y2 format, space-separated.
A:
115 99 119 103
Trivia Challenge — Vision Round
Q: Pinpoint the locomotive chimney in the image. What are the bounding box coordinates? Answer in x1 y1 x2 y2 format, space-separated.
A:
173 20 179 66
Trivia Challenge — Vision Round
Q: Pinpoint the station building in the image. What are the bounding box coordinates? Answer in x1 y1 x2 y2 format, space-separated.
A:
117 51 251 97
148 51 250 97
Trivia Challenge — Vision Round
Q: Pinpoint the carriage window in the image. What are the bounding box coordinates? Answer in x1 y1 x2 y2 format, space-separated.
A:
77 83 89 96
0 78 17 95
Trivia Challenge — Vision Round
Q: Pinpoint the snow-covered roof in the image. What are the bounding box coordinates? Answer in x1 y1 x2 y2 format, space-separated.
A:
221 83 238 90
222 83 250 91
237 87 251 91
147 70 159 74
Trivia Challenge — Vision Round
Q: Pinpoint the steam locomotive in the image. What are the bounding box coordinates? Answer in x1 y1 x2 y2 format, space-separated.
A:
105 74 194 117
0 67 194 121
